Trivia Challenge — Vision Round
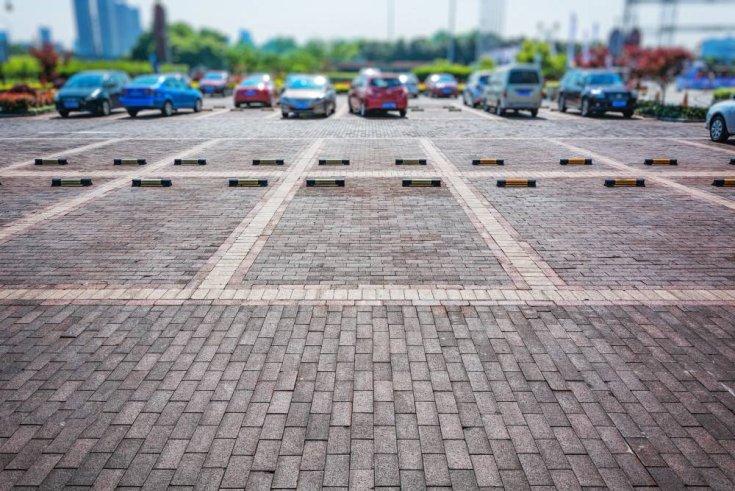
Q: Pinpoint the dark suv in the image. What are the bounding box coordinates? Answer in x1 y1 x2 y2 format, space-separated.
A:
558 69 637 118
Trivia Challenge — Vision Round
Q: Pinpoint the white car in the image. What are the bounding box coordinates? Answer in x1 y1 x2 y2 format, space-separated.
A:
706 100 735 142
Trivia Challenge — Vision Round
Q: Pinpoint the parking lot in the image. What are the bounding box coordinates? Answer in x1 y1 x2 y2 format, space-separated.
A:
1 95 735 489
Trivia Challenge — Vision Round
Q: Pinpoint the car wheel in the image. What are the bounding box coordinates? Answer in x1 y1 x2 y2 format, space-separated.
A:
482 99 489 112
58 110 69 118
360 102 367 117
495 102 504 116
282 111 289 119
710 115 729 143
162 101 174 117
399 110 407 118
530 109 538 118
193 99 203 113
580 98 591 117
348 99 354 114
98 99 111 117
127 109 138 117
559 95 567 113
622 110 634 119
463 93 470 106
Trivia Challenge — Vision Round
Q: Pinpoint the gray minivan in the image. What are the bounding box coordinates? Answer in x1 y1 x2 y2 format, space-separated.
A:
482 64 544 117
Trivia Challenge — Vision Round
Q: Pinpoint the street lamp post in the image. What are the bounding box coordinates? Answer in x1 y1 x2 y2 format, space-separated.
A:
447 0 456 62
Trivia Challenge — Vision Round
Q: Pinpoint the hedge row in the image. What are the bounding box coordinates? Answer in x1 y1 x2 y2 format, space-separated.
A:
713 88 735 102
636 100 707 121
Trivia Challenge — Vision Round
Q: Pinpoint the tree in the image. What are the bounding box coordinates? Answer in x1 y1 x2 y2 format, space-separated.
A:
623 47 692 103
516 40 566 80
29 43 59 83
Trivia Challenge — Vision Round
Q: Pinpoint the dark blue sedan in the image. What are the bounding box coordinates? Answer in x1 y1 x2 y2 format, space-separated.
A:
120 74 203 117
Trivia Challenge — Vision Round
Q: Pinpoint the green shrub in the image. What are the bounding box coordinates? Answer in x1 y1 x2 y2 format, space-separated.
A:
412 61 472 82
55 59 189 78
713 88 735 102
1 55 42 80
635 100 707 121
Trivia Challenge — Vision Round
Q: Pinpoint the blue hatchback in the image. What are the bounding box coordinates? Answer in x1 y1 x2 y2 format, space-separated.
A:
121 74 203 117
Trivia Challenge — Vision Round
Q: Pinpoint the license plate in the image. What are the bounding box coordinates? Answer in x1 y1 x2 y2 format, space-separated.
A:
64 101 79 109
612 100 627 108
294 103 309 110
443 88 451 94
516 90 531 96
382 102 397 109
245 90 256 96
204 86 214 92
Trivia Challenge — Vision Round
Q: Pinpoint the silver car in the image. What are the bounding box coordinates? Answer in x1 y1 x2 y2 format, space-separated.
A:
280 74 337 118
706 100 735 142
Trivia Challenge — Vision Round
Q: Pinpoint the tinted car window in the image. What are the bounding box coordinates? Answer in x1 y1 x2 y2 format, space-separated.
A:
508 70 540 84
133 75 163 85
287 76 327 90
478 75 490 85
66 75 104 88
370 77 402 88
585 73 623 86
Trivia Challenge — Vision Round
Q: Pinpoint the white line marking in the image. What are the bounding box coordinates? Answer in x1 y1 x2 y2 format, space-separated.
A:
1 138 128 172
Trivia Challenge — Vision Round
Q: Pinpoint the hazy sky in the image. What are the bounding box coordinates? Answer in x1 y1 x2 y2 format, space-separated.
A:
2 0 733 48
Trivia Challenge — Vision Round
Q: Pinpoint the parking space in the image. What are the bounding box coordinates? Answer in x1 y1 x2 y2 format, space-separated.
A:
0 179 266 287
0 177 113 227
309 138 435 172
0 138 97 168
561 138 735 171
433 138 619 172
186 138 312 172
18 138 209 173
239 179 512 287
476 177 735 288
670 176 735 202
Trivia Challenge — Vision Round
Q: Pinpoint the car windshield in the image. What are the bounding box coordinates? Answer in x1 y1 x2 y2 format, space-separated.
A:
132 75 162 85
287 76 327 90
65 75 104 88
240 77 266 86
370 77 402 88
434 74 455 82
478 75 490 85
204 73 226 80
585 73 623 85
399 74 417 84
508 70 540 84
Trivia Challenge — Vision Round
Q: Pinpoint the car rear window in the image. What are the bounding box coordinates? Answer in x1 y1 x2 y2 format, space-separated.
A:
508 70 540 84
478 75 490 85
585 73 623 86
370 78 402 88
132 75 162 85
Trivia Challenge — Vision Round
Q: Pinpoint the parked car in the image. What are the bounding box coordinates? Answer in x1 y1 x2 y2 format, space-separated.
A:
198 71 229 96
280 74 337 118
348 73 408 117
706 100 735 142
55 70 129 118
120 74 203 117
234 73 279 108
398 73 419 98
482 64 543 117
425 73 459 98
463 70 491 107
558 69 637 118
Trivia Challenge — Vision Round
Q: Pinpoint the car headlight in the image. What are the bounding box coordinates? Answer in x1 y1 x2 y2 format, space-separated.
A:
589 89 605 98
85 89 101 101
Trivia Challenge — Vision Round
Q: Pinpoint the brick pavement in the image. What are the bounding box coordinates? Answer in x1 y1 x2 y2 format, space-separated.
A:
1 96 734 489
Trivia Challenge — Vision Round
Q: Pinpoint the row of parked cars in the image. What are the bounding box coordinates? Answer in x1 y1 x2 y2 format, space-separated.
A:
461 64 638 118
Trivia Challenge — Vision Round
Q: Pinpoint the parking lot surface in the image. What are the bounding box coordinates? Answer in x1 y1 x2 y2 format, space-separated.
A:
1 96 735 490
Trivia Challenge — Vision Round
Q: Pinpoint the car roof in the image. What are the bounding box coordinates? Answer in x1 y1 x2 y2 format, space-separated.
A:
368 73 400 79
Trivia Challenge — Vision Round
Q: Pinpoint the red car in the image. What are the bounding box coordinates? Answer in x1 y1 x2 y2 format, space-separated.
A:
234 74 279 108
348 73 408 117
426 73 459 98
199 71 229 96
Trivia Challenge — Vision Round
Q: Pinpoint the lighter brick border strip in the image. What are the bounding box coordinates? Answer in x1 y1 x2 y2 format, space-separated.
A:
420 137 564 290
550 138 735 212
195 139 325 290
0 139 222 243
669 137 735 155
0 287 733 307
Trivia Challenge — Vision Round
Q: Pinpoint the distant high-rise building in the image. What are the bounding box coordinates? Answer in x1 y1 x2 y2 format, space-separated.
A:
476 0 505 60
72 0 142 59
238 30 254 46
72 0 98 57
116 1 142 55
39 26 52 46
